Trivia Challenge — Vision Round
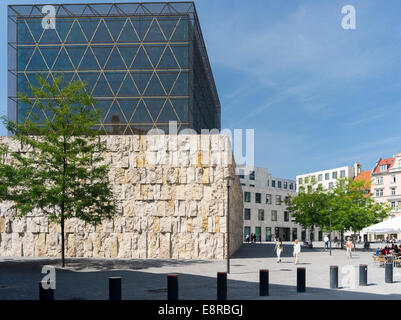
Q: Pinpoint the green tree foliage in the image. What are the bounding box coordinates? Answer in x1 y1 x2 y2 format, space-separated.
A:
0 76 116 267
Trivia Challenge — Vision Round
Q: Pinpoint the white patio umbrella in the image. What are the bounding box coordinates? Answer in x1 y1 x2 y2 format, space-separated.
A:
362 216 401 234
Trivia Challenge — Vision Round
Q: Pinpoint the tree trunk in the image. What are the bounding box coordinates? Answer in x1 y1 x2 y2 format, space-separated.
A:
341 230 344 249
61 203 65 268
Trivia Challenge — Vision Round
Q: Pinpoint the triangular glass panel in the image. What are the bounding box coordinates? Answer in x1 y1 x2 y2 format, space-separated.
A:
157 71 179 95
92 46 113 69
117 73 140 97
78 18 100 42
25 72 49 89
56 6 71 17
81 5 94 16
144 45 165 67
118 45 139 68
93 99 112 120
40 46 60 69
103 17 126 41
90 4 112 15
17 74 30 96
26 20 44 42
78 47 100 70
77 72 99 93
27 105 46 124
65 46 87 69
65 20 87 43
158 46 179 69
170 72 188 96
29 6 43 17
108 5 122 16
143 3 166 14
172 3 194 14
135 5 149 15
144 19 166 42
131 71 152 95
118 19 140 42
171 45 188 68
158 17 180 41
55 18 74 42
26 48 48 71
116 3 139 16
131 100 152 123
17 101 32 124
171 17 189 41
116 99 140 121
52 47 74 70
143 98 166 122
157 99 179 122
143 73 165 96
170 98 188 122
65 5 86 16
104 100 126 123
12 6 33 16
131 46 152 69
104 71 127 96
51 72 74 85
131 17 152 41
92 73 113 97
17 21 35 43
104 47 127 70
39 28 61 44
92 19 113 43
17 47 35 70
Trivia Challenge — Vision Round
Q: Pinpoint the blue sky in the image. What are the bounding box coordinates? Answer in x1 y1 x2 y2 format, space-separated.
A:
2 0 401 180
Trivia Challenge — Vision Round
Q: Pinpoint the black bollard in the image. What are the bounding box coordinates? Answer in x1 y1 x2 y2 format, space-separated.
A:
385 263 393 283
297 268 306 292
168 274 179 300
109 277 122 300
330 266 338 289
217 272 227 300
359 264 368 286
259 269 269 296
39 281 54 300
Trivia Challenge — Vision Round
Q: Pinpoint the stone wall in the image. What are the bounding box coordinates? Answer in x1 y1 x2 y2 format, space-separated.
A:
0 135 243 259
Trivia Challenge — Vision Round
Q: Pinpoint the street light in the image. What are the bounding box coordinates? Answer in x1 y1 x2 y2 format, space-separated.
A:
329 206 332 256
225 176 234 274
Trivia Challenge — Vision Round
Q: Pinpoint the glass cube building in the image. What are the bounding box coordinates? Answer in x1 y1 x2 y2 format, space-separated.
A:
8 2 221 134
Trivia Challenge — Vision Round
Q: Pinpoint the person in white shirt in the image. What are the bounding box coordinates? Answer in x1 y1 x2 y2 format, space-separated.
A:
324 235 329 251
293 239 301 264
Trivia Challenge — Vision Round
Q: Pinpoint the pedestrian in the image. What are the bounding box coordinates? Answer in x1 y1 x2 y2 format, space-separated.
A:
246 233 250 243
346 237 353 258
253 233 257 243
293 239 301 264
274 237 283 263
324 235 329 251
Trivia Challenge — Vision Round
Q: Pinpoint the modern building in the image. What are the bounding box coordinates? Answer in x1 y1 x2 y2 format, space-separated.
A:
8 2 221 134
240 167 303 242
296 163 361 192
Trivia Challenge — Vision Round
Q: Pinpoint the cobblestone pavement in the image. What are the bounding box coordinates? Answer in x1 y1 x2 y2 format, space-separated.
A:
0 242 400 300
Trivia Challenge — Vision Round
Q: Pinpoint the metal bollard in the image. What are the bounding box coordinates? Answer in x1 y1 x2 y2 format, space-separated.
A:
39 281 54 300
217 272 227 300
259 269 269 296
167 274 179 300
359 264 368 286
330 266 338 289
109 277 122 300
297 268 306 292
385 263 393 283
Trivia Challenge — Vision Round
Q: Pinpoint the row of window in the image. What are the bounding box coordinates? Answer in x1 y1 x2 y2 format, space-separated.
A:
298 170 346 185
374 175 397 185
244 192 287 205
244 227 325 242
375 187 398 197
244 208 290 222
238 171 295 190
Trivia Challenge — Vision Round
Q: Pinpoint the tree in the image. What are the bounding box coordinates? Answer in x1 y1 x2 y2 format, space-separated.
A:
0 75 116 267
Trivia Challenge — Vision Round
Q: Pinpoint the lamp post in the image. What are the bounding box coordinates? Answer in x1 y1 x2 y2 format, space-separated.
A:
329 206 332 256
226 176 234 274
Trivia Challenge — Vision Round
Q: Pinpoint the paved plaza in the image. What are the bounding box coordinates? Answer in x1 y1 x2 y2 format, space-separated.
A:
1 242 401 300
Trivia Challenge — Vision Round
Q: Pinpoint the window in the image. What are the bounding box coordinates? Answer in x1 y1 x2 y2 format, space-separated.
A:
284 181 288 189
249 184 255 187
332 172 337 179
275 195 282 205
318 231 323 241
277 181 282 188
380 164 388 172
249 171 255 180
244 208 251 220
258 209 264 221
391 202 396 209
265 227 271 241
325 173 329 180
375 189 384 197
244 192 251 202
392 175 396 183
298 178 303 185
239 174 245 179
311 176 316 184
391 187 396 196
284 211 289 222
340 170 345 178
266 194 272 204
292 228 297 241
305 177 309 184
329 182 334 189
272 180 276 187
364 189 370 195
267 180 269 187
307 185 312 193
301 230 306 241
241 183 246 186
318 174 323 181
255 193 261 203
271 210 277 221
376 176 384 185
289 183 293 190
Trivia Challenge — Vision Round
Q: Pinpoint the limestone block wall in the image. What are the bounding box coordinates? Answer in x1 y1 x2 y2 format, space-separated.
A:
0 135 243 259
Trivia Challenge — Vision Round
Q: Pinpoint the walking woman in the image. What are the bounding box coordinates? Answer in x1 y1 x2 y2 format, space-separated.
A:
274 237 283 263
293 239 301 264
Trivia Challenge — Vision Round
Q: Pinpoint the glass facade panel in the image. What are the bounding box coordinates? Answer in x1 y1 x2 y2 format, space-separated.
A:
9 3 220 134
